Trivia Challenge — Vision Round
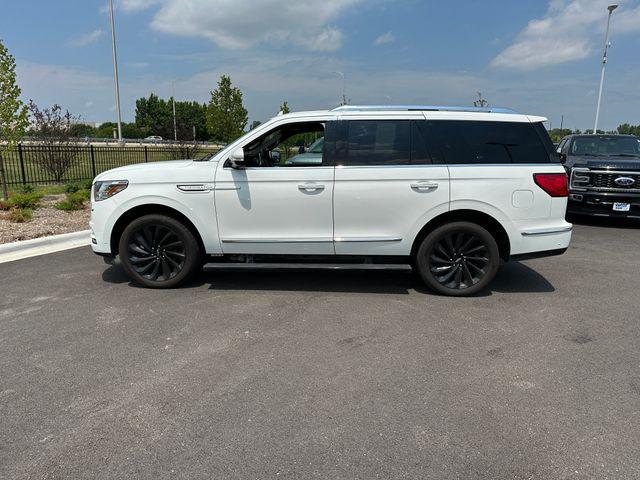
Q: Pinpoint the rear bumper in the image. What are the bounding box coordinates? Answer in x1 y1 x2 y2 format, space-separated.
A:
513 223 572 258
567 190 640 219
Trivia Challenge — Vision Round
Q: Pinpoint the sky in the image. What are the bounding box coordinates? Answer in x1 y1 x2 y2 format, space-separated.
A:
2 0 640 131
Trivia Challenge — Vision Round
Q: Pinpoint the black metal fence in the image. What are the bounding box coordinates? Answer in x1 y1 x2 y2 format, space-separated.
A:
0 144 221 187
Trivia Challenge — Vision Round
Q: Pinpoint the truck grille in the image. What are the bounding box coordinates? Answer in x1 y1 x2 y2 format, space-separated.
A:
571 169 640 192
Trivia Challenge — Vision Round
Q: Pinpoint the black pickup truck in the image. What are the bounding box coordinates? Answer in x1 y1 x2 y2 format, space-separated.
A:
559 134 640 219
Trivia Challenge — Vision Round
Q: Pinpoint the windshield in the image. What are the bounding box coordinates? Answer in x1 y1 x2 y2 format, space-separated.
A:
571 136 640 157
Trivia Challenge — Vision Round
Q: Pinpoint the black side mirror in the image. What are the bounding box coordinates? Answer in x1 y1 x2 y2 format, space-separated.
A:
558 153 567 163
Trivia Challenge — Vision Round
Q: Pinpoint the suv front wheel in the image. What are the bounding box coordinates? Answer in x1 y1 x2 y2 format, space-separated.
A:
415 221 499 296
118 214 201 288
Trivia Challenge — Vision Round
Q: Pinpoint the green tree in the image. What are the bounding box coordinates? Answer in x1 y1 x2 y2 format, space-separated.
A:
174 100 208 140
249 120 262 130
135 94 209 141
618 123 640 136
548 128 574 144
70 123 97 137
94 122 119 138
0 39 29 199
135 93 170 138
206 75 248 143
280 101 290 114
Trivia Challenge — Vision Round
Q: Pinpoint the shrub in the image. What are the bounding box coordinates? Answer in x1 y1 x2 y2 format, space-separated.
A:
65 181 92 193
9 207 33 223
0 192 43 211
65 183 80 194
19 184 35 193
76 188 91 201
54 189 90 211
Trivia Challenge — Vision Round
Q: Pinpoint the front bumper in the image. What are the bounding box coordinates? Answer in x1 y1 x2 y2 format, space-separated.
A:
567 190 640 219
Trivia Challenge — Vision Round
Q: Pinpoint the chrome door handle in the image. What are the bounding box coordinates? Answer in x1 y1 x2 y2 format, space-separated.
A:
410 181 438 190
298 183 325 191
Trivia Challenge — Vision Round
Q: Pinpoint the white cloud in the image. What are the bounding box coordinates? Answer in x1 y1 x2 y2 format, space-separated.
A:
146 0 360 51
374 31 395 45
491 0 640 70
119 0 161 12
67 29 105 47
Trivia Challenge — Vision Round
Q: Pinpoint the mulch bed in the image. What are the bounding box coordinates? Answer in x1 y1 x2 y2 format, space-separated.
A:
0 194 90 244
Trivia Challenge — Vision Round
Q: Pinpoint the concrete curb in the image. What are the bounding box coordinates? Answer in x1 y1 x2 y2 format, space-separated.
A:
0 230 91 264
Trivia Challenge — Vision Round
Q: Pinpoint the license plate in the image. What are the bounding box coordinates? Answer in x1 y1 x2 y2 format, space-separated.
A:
613 202 631 212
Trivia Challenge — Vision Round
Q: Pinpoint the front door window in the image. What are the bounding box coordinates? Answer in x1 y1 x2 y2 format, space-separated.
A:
242 122 325 167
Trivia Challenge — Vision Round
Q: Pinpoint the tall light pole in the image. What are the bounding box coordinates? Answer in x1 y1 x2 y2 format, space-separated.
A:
109 0 123 142
593 4 618 134
332 71 347 105
171 81 177 141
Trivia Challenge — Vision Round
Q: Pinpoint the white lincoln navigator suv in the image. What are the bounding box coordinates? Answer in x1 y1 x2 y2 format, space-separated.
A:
90 105 572 296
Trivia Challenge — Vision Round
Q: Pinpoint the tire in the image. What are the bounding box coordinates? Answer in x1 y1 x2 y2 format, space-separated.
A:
415 221 500 297
118 214 201 288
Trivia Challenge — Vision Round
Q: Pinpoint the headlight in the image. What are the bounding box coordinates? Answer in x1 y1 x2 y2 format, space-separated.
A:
93 180 128 201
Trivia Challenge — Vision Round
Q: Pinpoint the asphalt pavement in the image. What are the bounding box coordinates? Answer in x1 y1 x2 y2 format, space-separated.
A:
1 218 639 479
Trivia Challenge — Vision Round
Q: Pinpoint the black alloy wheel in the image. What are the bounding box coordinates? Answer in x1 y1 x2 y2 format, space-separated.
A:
119 214 200 288
128 224 186 281
429 231 489 289
415 221 499 296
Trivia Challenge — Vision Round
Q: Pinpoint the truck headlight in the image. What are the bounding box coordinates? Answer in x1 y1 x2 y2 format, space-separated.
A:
93 180 129 201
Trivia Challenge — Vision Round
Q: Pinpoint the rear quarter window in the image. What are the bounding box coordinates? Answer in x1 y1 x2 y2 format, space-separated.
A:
426 120 557 164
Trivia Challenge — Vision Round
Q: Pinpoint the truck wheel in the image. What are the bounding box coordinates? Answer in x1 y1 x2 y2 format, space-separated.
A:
415 221 499 296
118 214 201 288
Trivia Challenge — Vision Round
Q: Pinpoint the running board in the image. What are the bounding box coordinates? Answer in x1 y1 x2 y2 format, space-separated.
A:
202 262 412 272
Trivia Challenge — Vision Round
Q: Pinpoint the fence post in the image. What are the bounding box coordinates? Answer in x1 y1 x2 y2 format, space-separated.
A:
18 143 27 186
144 145 148 163
90 145 96 178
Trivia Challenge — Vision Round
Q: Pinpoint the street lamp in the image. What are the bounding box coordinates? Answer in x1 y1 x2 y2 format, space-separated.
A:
108 0 123 143
593 4 618 134
171 81 177 141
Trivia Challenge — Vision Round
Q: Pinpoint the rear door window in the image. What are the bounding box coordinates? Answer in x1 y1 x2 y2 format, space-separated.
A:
335 120 435 166
426 120 554 164
342 120 410 166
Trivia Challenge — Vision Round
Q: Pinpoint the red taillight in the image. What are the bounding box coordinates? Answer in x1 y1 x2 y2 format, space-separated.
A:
533 173 568 197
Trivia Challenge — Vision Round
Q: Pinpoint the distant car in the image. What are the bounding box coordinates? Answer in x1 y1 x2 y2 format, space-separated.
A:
284 137 324 166
559 134 640 219
145 135 163 141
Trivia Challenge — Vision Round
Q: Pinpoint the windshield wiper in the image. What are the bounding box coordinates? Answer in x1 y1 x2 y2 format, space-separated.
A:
195 152 216 162
611 154 640 158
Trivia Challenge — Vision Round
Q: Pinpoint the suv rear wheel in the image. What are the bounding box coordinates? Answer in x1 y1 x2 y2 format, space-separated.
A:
118 214 201 288
415 221 499 296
